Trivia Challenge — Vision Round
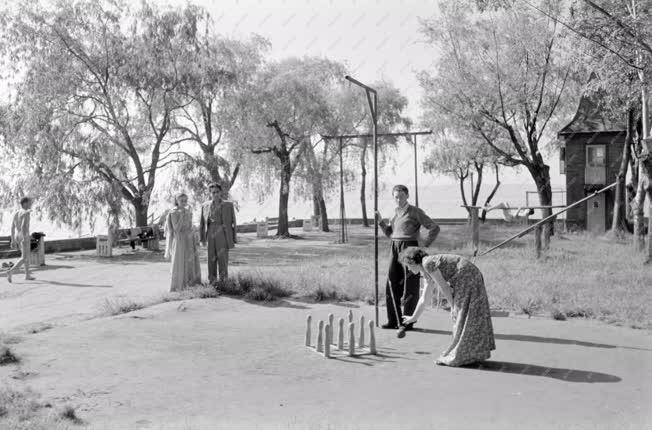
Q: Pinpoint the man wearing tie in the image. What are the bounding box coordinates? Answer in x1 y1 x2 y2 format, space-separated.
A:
200 183 237 284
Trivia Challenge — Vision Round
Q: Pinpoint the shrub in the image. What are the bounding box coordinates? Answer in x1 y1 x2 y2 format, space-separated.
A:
100 297 144 316
0 346 20 366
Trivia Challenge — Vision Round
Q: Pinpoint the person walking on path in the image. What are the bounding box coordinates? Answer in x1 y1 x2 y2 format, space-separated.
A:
375 185 440 336
7 197 35 283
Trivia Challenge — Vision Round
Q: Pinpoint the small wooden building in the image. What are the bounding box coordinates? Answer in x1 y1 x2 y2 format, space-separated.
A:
558 96 626 233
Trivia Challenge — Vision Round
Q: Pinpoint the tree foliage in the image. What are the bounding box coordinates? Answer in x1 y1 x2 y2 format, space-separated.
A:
0 0 206 227
419 0 578 246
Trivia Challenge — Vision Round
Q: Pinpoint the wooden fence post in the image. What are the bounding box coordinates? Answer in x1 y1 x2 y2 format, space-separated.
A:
470 208 480 251
534 225 542 259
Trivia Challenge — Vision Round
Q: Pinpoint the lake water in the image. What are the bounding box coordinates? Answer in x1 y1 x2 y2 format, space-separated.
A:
1 182 575 239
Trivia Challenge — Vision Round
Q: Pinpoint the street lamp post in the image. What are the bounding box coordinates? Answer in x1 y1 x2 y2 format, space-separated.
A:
345 75 379 327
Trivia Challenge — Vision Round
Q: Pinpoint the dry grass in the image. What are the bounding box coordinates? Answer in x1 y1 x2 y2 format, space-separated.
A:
474 230 652 328
99 296 145 316
233 224 651 328
0 385 73 430
214 273 293 302
0 346 20 366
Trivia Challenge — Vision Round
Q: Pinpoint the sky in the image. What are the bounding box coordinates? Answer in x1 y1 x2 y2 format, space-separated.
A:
167 0 565 186
1 0 572 237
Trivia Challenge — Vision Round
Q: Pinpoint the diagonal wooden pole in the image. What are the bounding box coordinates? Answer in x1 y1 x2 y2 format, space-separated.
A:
476 182 617 257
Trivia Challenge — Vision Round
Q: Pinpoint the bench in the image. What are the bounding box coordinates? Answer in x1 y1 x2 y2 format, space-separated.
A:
0 235 11 250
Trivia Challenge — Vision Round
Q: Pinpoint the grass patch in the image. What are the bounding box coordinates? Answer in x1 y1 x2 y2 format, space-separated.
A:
0 385 72 430
229 224 651 328
214 273 293 302
163 285 221 302
313 286 350 302
59 405 83 425
0 334 22 345
100 296 145 316
550 308 567 321
0 346 20 366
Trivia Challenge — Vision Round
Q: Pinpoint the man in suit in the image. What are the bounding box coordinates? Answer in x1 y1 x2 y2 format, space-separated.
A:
200 183 237 284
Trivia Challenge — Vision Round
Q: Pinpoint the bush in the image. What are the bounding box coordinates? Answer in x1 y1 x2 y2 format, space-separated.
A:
550 308 567 321
100 296 144 316
214 272 293 302
59 405 83 424
0 346 20 366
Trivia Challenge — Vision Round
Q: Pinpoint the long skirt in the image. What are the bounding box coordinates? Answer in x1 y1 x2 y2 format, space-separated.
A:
436 263 496 367
169 234 201 292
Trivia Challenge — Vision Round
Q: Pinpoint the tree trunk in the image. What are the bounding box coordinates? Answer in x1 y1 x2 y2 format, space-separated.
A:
133 198 149 227
458 171 470 219
312 196 320 219
610 108 635 236
360 142 369 227
530 164 553 250
277 158 292 237
480 164 501 223
647 186 652 263
318 197 329 232
632 175 646 251
471 162 483 206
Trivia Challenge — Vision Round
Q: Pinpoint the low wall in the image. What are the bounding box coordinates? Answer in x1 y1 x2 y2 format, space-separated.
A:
45 237 97 253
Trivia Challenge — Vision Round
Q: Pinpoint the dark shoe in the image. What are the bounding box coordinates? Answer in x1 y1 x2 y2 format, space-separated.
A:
403 323 415 331
381 323 398 330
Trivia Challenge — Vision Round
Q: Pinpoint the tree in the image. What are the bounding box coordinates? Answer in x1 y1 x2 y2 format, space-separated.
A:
0 0 197 227
333 82 411 227
423 133 503 221
169 25 269 200
568 0 652 256
525 0 652 258
236 57 346 237
419 0 577 249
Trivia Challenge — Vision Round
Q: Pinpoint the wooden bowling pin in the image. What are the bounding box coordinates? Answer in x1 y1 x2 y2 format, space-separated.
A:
348 322 355 356
359 315 365 348
324 324 331 358
368 320 377 355
305 315 312 347
317 320 324 353
328 313 335 344
337 318 345 350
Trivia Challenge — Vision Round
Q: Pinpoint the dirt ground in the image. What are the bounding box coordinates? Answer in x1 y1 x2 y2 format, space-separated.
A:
1 228 651 429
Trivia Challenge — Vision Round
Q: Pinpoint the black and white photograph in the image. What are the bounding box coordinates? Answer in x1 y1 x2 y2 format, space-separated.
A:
0 0 651 428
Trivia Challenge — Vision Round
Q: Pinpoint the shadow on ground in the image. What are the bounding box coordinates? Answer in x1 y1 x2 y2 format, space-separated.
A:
412 328 652 351
461 360 622 383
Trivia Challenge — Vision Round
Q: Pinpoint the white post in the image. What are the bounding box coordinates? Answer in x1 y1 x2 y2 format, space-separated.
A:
305 315 312 347
317 320 324 353
368 320 377 355
337 318 345 350
348 323 355 356
324 324 331 358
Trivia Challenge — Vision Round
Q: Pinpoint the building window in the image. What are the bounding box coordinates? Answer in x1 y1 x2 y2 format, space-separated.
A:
587 145 606 166
560 147 566 174
585 144 606 185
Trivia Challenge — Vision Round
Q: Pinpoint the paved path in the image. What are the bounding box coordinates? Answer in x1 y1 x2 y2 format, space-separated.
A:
1 298 650 430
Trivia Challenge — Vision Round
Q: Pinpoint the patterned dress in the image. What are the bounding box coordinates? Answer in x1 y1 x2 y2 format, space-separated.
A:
423 254 496 366
164 207 201 292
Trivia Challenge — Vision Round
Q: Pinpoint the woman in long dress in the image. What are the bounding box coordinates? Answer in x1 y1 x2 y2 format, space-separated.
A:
164 193 201 292
399 247 496 367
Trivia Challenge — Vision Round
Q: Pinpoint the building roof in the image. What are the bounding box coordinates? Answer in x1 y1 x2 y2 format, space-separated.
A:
558 94 626 136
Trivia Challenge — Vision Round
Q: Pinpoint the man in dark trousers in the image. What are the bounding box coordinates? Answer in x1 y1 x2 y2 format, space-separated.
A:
375 185 440 335
200 183 237 284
